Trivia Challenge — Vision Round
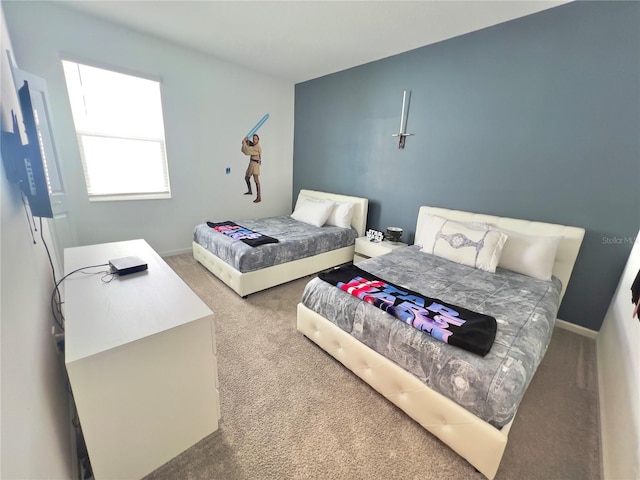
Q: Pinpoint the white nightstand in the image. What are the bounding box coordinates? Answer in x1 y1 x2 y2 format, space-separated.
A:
354 236 408 263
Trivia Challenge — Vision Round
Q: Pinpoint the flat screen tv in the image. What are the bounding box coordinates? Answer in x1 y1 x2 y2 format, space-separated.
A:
1 80 54 218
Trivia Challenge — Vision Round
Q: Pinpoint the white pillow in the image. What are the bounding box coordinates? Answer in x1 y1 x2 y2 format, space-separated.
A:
325 202 355 229
419 214 508 273
291 197 335 227
493 228 561 281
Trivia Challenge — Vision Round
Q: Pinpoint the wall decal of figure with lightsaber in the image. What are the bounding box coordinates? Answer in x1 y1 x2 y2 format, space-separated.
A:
241 114 269 203
247 113 269 139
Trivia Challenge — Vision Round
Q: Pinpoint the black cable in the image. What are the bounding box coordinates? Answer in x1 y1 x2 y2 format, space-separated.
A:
53 263 110 291
50 287 64 332
35 217 66 331
21 189 36 244
40 218 57 288
52 270 114 324
100 271 116 283
38 216 66 332
49 263 110 332
37 218 111 335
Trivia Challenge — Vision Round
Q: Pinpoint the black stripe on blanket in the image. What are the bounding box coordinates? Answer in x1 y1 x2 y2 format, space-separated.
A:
319 265 496 356
206 221 279 247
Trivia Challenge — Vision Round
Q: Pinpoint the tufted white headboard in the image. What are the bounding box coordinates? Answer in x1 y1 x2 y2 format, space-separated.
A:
415 206 585 302
295 189 369 237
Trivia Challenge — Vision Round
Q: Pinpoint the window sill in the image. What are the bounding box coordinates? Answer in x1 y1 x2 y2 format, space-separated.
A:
88 192 172 202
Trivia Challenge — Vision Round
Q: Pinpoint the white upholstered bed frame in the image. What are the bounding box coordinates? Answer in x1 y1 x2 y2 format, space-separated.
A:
297 206 585 479
193 190 368 297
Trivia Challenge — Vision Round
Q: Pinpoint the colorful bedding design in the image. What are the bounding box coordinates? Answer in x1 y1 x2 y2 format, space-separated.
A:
206 221 279 247
319 264 497 356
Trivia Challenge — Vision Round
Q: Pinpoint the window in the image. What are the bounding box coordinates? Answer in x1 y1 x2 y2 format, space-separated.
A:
62 60 171 201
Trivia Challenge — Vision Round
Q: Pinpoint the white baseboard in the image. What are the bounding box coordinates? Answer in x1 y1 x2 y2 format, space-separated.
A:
555 318 598 339
159 247 192 258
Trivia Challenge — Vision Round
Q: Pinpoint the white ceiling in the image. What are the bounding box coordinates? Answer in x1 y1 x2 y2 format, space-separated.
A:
55 0 569 83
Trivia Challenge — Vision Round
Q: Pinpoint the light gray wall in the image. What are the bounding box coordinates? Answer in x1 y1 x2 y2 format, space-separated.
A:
293 1 640 331
4 1 295 256
1 6 73 478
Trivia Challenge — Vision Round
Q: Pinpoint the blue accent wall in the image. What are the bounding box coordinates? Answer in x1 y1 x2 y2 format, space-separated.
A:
293 1 640 330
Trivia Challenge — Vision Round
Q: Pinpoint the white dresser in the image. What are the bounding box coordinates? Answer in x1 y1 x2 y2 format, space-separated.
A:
64 239 220 479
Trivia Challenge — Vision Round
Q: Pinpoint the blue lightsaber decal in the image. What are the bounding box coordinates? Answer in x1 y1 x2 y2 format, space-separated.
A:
246 113 270 138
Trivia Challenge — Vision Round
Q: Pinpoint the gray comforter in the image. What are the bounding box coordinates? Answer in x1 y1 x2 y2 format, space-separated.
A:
301 245 562 428
193 216 358 273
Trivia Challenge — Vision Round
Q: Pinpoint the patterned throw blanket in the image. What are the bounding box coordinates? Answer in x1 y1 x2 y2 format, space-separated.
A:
206 221 279 247
319 265 496 356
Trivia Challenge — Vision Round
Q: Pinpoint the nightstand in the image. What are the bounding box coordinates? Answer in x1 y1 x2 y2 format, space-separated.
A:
354 236 408 263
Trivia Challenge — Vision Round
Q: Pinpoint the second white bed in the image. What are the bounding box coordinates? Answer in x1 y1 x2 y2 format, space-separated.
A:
193 189 368 297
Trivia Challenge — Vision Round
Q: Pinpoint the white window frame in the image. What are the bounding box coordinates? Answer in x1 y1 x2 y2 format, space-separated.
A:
61 59 171 202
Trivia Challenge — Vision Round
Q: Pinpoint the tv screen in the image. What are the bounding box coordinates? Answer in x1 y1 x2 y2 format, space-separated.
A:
17 80 53 218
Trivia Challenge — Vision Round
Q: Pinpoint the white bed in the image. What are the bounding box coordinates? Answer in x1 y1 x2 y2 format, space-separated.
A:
297 205 585 479
193 189 368 297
